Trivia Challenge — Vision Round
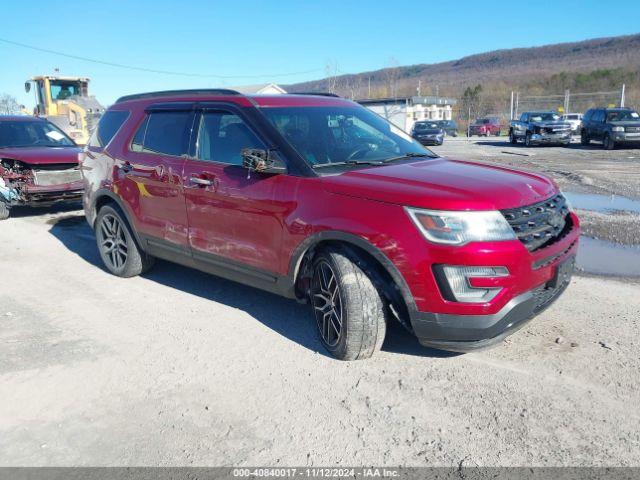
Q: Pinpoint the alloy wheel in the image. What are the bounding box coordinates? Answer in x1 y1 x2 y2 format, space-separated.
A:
311 260 344 347
98 213 128 270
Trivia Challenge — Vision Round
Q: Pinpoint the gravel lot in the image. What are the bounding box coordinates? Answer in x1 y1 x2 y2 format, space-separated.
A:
1 139 639 467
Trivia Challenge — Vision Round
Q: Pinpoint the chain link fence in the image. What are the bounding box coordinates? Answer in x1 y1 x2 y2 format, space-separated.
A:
512 87 627 119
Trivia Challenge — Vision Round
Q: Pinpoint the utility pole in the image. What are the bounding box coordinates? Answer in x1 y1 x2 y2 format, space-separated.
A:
417 80 421 97
564 89 570 114
368 77 371 99
621 84 626 107
510 91 514 120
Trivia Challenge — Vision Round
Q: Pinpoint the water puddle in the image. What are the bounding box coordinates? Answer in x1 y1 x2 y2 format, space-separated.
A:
564 192 640 214
577 237 640 277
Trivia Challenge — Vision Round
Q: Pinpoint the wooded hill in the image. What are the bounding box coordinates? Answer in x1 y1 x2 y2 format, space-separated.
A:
287 34 640 115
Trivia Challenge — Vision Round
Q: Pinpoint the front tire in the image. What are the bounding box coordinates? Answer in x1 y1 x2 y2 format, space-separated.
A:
95 205 155 277
0 203 9 221
581 130 590 146
310 247 387 361
525 132 533 147
604 133 615 150
509 130 517 144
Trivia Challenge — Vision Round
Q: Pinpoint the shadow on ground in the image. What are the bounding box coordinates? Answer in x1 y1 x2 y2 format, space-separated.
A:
8 202 83 218
47 213 456 360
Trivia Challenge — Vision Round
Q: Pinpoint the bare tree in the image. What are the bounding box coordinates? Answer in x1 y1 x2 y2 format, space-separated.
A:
324 60 340 94
0 94 21 115
384 57 401 98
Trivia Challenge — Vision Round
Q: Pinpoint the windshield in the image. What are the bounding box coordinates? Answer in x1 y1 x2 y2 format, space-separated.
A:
607 110 640 122
261 106 436 168
50 81 82 100
530 112 561 122
414 122 441 130
0 120 75 148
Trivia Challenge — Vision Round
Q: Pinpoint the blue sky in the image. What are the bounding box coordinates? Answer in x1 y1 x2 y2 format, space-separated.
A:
1 0 639 107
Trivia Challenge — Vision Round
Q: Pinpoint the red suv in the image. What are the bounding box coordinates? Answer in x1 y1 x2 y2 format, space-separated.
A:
469 117 502 136
81 90 580 360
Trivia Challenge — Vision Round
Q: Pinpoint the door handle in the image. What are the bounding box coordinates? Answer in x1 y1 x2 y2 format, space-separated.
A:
119 161 133 173
190 176 213 186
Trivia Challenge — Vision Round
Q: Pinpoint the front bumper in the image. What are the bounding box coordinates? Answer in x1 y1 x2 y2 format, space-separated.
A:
412 263 572 351
404 210 580 352
414 134 443 145
4 181 84 208
530 132 571 144
613 132 640 144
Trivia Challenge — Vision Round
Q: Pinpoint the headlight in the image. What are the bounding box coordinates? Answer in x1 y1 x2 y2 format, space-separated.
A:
405 208 516 245
612 126 624 132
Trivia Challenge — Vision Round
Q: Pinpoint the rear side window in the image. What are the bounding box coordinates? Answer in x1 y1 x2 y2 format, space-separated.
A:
130 111 192 156
95 110 129 147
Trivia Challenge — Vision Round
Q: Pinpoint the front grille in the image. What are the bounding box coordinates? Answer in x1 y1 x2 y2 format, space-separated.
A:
626 126 640 133
32 168 82 187
541 126 570 134
501 193 571 252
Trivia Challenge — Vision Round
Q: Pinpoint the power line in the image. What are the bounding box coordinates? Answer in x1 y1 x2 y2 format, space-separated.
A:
0 37 321 80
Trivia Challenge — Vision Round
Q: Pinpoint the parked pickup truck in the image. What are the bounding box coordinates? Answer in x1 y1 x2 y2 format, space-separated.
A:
509 111 572 147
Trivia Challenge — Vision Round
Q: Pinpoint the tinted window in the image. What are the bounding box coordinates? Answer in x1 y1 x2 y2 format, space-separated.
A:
96 110 129 147
130 116 149 152
197 112 265 165
131 111 192 156
592 110 604 123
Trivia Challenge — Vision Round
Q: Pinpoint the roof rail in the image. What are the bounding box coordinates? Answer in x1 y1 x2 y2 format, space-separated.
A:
288 92 341 98
116 89 241 103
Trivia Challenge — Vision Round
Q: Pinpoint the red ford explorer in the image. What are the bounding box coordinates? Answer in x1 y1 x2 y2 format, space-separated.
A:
81 90 580 360
0 116 83 220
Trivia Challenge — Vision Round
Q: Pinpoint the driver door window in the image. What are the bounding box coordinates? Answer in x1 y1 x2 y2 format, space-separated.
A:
197 112 265 165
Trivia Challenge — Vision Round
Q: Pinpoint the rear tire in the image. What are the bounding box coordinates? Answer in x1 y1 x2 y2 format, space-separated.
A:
95 205 155 277
509 130 517 144
310 247 387 361
0 203 9 221
581 130 590 146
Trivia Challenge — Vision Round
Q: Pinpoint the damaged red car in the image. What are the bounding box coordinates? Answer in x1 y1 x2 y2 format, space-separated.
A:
0 116 83 220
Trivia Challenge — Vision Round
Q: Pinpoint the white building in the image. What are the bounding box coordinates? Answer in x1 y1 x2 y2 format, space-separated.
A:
358 96 457 132
232 83 287 95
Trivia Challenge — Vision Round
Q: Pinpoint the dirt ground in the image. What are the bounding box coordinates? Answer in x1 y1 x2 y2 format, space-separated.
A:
1 138 639 467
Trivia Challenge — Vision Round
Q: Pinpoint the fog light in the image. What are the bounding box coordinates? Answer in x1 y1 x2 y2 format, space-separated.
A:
441 266 509 303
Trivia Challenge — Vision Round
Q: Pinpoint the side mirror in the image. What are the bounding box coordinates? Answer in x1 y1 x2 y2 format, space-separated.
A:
24 82 31 93
241 148 287 175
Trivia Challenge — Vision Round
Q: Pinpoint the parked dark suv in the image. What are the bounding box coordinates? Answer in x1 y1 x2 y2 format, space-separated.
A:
581 107 640 149
82 90 580 360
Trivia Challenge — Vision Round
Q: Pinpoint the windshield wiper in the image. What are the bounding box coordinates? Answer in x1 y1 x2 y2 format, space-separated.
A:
312 159 385 169
381 152 436 164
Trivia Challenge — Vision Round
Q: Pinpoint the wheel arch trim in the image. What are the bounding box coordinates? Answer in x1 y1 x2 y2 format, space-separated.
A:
92 189 145 248
286 230 418 314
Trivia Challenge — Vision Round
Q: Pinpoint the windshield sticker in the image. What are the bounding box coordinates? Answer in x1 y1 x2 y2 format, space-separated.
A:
45 131 66 141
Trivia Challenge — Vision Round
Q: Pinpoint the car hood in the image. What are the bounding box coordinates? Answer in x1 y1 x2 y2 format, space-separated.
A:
531 121 570 128
322 157 557 211
0 146 81 165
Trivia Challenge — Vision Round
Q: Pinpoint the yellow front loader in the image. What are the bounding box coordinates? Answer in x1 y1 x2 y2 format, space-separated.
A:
25 76 104 145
